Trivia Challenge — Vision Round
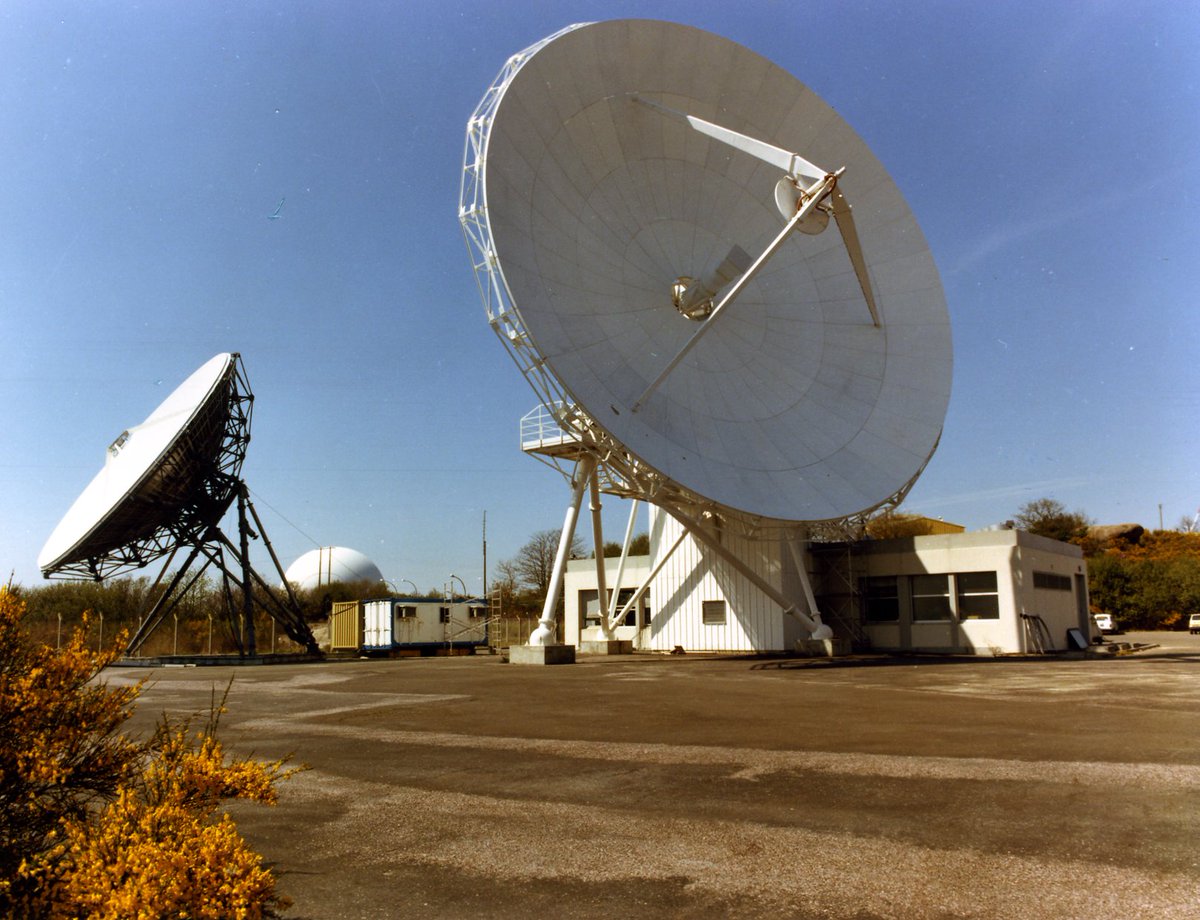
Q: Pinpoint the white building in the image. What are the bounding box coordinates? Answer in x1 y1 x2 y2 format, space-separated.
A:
361 597 488 653
811 530 1090 655
564 554 652 648
563 511 1091 656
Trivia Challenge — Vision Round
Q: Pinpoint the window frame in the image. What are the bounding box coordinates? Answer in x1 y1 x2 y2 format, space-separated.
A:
701 600 726 625
910 574 953 622
1033 571 1072 592
956 571 1000 620
861 576 900 623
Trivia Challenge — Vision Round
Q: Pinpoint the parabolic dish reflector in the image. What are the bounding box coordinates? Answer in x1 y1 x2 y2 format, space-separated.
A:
464 20 952 524
39 353 248 577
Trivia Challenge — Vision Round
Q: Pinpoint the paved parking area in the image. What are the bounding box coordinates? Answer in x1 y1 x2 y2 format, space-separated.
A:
112 634 1200 919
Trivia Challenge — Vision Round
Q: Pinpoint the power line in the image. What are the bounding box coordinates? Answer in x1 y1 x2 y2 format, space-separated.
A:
245 486 321 549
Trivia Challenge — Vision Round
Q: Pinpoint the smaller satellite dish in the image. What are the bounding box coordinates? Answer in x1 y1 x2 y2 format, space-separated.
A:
39 353 318 657
39 353 242 577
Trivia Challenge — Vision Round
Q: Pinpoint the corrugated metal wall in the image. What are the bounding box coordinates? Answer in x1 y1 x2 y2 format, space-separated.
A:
329 601 361 650
648 508 786 652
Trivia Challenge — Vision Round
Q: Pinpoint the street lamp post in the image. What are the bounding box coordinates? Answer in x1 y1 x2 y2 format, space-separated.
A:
388 578 419 596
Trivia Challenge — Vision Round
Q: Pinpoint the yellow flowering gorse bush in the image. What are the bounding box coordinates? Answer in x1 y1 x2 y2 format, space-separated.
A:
0 586 296 918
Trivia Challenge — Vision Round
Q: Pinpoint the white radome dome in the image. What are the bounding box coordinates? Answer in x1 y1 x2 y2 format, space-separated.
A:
285 546 383 591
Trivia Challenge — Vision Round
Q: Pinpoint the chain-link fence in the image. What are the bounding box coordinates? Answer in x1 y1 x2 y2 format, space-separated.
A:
25 607 558 657
488 615 575 650
22 610 307 658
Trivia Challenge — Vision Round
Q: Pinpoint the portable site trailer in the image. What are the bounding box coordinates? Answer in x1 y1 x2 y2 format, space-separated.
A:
361 597 488 653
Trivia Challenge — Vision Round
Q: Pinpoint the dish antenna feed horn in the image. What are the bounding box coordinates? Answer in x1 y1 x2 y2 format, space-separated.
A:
461 21 951 646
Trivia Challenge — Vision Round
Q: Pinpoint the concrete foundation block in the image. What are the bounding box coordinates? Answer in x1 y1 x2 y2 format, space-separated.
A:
508 644 576 666
795 636 851 658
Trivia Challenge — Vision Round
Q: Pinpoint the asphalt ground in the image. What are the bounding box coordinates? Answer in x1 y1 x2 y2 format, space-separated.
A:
110 631 1200 919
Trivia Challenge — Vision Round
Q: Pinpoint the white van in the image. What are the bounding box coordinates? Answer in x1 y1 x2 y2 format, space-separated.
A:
1093 613 1115 634
1189 613 1200 635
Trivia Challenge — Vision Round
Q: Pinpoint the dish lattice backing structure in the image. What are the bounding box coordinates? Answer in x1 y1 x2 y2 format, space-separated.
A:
461 20 951 534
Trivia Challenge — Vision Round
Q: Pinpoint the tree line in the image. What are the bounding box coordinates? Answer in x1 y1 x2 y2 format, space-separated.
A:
957 497 1198 631
488 529 651 618
7 575 388 657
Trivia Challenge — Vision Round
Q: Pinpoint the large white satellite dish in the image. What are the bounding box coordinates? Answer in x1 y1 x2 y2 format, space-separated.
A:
39 353 318 657
461 21 951 644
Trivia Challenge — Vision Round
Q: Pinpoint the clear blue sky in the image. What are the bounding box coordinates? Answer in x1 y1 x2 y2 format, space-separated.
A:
2 1 1197 596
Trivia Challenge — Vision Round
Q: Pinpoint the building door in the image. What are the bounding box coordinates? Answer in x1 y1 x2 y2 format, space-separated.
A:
1074 574 1090 633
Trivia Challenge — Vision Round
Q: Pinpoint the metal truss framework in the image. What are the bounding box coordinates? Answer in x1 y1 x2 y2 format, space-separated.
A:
123 484 318 658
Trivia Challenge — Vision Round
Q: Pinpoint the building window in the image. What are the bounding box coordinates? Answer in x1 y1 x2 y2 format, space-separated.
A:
439 607 450 624
861 576 899 622
1033 571 1072 592
911 575 952 621
468 606 486 618
396 605 416 618
615 588 639 626
701 600 726 625
957 572 999 619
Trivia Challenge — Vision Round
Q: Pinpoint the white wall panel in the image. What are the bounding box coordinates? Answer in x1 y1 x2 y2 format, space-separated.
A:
648 507 788 652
